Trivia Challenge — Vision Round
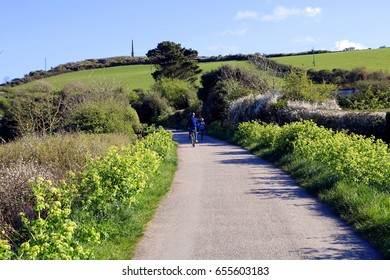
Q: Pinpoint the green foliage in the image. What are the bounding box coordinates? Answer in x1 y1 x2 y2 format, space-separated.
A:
0 129 175 260
0 95 10 115
69 100 139 136
7 91 65 136
152 78 197 109
283 69 335 102
338 80 390 110
206 121 235 142
146 41 202 84
90 134 177 259
133 91 172 124
199 65 271 124
75 144 161 214
0 239 13 260
17 178 99 260
2 80 141 139
235 121 281 151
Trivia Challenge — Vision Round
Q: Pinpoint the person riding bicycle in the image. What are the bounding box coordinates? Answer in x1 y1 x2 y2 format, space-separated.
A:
187 112 198 142
198 117 206 140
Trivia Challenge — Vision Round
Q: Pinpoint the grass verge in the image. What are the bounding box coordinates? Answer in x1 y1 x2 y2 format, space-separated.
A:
75 142 178 259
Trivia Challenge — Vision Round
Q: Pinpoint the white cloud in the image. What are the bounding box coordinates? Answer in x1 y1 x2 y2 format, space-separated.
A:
235 10 260 20
235 6 322 22
335 40 366 51
304 7 322 17
219 27 248 37
261 6 301 22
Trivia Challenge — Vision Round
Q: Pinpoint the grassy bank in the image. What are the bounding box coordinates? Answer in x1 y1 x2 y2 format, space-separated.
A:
272 48 390 71
0 129 177 260
89 143 177 259
16 60 252 91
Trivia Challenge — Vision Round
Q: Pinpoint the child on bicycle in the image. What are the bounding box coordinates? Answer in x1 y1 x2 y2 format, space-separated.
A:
198 118 206 140
187 112 198 142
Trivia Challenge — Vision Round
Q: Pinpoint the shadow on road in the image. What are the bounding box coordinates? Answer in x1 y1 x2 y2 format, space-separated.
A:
297 233 380 260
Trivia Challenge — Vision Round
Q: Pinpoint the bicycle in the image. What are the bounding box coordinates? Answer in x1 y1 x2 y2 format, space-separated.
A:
190 129 196 147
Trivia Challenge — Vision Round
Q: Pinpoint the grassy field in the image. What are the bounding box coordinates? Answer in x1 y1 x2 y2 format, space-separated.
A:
272 48 390 72
32 60 252 91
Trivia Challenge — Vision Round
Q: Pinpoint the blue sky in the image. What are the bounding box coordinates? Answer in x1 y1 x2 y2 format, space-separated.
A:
1 0 389 82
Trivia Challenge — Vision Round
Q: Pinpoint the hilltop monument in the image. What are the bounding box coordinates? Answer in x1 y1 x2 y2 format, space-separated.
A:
131 40 134 57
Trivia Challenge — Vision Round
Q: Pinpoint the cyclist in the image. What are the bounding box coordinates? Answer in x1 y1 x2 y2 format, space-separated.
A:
187 112 198 143
198 118 206 140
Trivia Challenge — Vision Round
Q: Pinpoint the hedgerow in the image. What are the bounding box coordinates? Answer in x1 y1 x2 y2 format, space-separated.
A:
0 129 174 260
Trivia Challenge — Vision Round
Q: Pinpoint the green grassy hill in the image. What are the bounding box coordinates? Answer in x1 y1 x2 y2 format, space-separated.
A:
272 48 390 72
32 60 252 91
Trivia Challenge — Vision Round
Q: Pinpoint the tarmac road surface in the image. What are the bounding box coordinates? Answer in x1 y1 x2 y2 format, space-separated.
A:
134 131 381 260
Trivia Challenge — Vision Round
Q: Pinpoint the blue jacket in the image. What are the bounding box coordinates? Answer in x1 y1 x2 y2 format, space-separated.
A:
188 117 197 129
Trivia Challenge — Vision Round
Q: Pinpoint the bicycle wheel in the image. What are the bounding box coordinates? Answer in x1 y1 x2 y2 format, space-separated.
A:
191 131 196 147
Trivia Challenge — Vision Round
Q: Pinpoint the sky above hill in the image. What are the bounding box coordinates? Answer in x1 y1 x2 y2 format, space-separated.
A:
1 0 390 82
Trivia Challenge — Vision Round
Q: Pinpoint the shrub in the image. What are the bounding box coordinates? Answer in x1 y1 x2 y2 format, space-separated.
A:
17 178 99 260
133 91 172 124
338 80 390 110
7 91 65 136
283 69 335 103
0 95 10 115
199 65 271 124
68 100 139 137
152 78 197 109
226 92 283 128
27 80 56 94
235 121 281 150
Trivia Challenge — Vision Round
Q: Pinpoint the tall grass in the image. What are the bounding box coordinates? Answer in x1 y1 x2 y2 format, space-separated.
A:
0 133 133 244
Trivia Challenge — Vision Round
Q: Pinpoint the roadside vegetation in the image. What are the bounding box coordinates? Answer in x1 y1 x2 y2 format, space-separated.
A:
1 40 390 259
0 129 175 259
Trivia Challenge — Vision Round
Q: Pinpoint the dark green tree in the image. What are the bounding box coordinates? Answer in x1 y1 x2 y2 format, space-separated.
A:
146 41 202 84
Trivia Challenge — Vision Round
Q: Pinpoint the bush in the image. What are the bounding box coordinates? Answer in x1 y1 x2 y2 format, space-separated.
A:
283 69 335 103
2 80 141 139
338 80 390 110
0 95 10 115
133 91 172 124
68 100 139 137
152 78 197 109
198 65 271 124
6 91 65 136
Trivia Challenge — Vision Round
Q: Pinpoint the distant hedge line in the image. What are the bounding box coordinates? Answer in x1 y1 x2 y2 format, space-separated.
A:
1 55 251 88
2 56 152 87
